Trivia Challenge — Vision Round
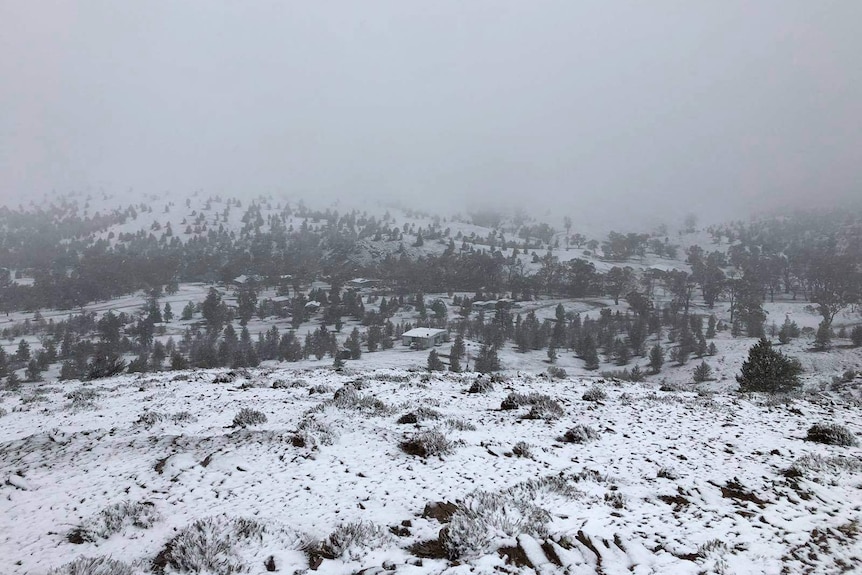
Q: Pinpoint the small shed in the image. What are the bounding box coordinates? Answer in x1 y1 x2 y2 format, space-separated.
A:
347 278 380 289
401 328 449 350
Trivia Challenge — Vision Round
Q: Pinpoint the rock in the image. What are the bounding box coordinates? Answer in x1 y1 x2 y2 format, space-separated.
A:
422 501 458 523
6 475 32 491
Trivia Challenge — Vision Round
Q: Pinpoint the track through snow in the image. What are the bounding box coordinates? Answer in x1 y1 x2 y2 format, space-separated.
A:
1 368 861 574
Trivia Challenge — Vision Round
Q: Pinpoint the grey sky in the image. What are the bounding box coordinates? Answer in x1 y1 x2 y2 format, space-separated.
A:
1 1 860 227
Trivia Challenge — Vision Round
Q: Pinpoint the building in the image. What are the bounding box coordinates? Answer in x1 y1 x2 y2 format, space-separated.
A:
347 278 380 289
401 327 449 350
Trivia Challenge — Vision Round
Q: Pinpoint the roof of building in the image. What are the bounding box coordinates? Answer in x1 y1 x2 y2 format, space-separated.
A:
402 327 447 338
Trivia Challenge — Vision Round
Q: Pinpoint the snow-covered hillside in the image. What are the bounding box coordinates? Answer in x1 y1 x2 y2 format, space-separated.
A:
2 367 860 574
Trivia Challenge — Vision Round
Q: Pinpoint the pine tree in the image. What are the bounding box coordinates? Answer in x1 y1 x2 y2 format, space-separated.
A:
25 359 42 382
448 352 461 373
582 335 599 371
181 301 195 320
737 339 802 393
814 321 831 351
706 315 717 339
692 361 712 383
427 349 444 371
163 302 173 322
649 343 664 374
347 328 362 360
547 345 557 364
474 344 500 373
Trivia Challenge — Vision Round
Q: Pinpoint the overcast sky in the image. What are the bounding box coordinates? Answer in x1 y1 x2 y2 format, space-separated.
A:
1 1 860 226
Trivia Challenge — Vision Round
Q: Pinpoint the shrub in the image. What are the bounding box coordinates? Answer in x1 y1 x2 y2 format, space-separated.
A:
582 386 607 402
444 418 477 431
561 424 600 444
500 392 551 410
315 521 391 560
737 339 802 393
330 386 392 415
47 557 137 575
468 378 493 394
656 466 679 480
397 406 442 424
440 491 551 559
806 423 858 447
69 501 160 543
400 430 453 458
604 491 626 509
65 387 100 411
524 397 565 420
153 516 264 574
512 441 533 458
232 408 267 427
547 366 567 379
291 417 337 448
785 454 862 477
172 411 197 423
136 411 168 427
851 326 862 347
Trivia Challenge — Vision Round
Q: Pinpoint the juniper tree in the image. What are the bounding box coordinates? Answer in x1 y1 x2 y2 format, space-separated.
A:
474 344 500 373
347 328 362 360
692 361 712 383
737 338 802 393
581 335 599 371
813 321 831 351
427 349 444 371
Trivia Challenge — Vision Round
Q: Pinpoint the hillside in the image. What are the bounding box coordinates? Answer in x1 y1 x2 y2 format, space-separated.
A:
2 367 861 575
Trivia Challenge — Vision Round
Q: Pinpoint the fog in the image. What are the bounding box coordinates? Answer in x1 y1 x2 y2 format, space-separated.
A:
2 1 861 227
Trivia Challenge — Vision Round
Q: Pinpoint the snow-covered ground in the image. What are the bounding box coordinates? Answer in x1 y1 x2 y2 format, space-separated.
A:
2 367 861 574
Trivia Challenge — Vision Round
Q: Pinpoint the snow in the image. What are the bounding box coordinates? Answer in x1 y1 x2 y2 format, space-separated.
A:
401 328 447 339
1 367 860 574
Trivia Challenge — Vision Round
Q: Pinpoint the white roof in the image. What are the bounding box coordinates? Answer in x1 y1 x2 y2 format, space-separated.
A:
402 328 447 338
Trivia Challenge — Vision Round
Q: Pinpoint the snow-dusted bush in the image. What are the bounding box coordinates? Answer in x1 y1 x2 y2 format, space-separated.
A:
582 385 607 402
68 501 160 543
397 406 442 424
500 392 552 410
657 466 680 480
65 387 100 410
0 407 6 418
400 429 453 458
524 396 565 420
136 411 167 427
292 417 337 448
561 424 600 444
232 408 267 427
308 383 333 394
314 521 392 560
440 491 551 559
273 378 307 389
172 411 197 423
604 491 626 509
444 418 476 431
785 454 862 477
547 366 567 379
154 516 265 574
47 556 137 575
468 378 494 394
806 423 858 447
512 441 533 458
330 385 391 415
